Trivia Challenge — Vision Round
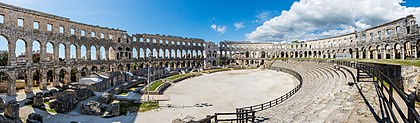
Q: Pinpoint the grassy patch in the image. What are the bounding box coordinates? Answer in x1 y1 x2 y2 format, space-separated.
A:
139 102 159 112
129 87 137 91
120 102 159 114
119 92 129 96
166 74 187 81
46 107 57 114
202 68 231 73
148 80 164 91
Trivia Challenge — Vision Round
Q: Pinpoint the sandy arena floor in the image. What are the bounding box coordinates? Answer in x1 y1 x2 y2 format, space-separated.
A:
136 69 298 123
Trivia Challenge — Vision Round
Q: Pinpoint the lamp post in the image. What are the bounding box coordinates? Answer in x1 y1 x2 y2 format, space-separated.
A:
147 53 152 102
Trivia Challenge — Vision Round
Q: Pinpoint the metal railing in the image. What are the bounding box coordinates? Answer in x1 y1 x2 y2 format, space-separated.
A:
357 62 420 123
193 66 303 123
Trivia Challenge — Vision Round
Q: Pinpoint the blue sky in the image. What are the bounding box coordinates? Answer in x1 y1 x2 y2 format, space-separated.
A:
0 0 420 58
0 0 296 42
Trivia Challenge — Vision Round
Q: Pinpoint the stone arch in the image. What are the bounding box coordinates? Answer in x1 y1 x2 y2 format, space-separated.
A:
0 71 10 93
0 35 9 66
16 39 27 63
91 66 98 73
91 45 97 60
59 68 68 85
81 45 87 61
109 46 116 60
376 45 382 59
46 70 54 86
133 47 138 59
70 68 78 82
70 44 77 60
58 43 66 61
404 41 412 59
394 43 402 59
81 67 89 77
32 40 41 63
46 42 54 62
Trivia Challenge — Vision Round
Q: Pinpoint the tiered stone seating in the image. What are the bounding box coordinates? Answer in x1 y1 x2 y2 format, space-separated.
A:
257 60 373 122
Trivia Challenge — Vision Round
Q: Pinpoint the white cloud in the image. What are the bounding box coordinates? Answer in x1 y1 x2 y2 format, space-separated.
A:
211 24 227 34
234 22 245 30
246 0 420 42
252 11 276 23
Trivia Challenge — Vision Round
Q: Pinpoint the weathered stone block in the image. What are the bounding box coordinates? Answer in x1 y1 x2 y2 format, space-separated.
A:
4 100 19 119
26 113 43 123
99 93 113 103
0 97 5 110
111 102 120 116
80 101 103 115
32 92 44 108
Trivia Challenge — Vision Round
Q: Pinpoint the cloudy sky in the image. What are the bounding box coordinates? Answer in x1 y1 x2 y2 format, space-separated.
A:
0 0 419 45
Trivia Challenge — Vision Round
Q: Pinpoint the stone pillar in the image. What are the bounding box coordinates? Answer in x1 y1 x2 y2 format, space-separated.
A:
27 41 33 64
96 46 100 60
383 49 387 59
76 46 81 61
53 70 60 87
40 42 46 62
25 70 33 93
40 70 47 90
4 100 19 119
7 71 16 96
413 44 417 59
65 44 70 61
402 48 406 59
54 43 60 62
105 47 109 60
8 38 17 66
87 48 91 61
392 49 396 59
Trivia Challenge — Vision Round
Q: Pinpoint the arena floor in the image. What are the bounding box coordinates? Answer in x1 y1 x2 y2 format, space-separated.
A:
136 69 299 123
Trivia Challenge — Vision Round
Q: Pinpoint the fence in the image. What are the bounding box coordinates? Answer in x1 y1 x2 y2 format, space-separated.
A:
193 67 303 123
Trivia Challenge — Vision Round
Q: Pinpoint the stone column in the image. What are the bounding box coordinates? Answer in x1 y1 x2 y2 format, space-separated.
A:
412 44 417 59
54 43 59 62
383 49 387 59
76 47 81 61
96 46 100 60
87 48 91 61
53 70 60 87
40 42 46 62
8 38 17 66
392 49 396 59
40 70 47 90
27 41 33 64
25 70 33 93
7 71 16 96
65 44 70 61
402 47 406 59
105 47 109 60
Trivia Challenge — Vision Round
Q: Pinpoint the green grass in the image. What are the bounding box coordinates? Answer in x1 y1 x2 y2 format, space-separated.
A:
120 102 159 114
46 107 57 114
166 74 188 81
202 68 231 73
139 102 159 112
119 92 129 96
148 80 164 91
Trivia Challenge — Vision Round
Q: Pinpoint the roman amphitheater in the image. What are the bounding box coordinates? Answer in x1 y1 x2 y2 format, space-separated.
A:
0 2 419 123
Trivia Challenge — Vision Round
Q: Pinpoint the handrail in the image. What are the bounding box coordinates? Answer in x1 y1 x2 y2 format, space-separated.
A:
357 62 420 122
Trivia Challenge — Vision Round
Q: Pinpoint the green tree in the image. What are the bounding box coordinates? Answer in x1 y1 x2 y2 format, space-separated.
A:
0 51 8 66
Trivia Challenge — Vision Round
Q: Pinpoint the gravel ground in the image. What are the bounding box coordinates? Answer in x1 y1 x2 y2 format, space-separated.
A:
136 69 298 123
